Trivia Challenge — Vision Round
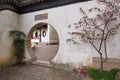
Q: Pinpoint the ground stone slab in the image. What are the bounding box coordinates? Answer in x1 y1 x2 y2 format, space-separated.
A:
0 64 79 80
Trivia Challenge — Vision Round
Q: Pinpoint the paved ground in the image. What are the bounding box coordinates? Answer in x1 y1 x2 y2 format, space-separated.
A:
0 64 78 80
33 43 59 62
0 43 90 80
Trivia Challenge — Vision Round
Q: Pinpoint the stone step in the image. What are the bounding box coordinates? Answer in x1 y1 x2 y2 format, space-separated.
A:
32 61 52 67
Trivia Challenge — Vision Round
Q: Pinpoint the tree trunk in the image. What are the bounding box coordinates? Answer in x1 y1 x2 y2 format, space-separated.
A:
100 54 103 71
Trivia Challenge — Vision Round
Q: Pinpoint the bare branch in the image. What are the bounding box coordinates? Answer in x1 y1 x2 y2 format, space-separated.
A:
102 40 108 63
105 24 120 40
98 23 106 52
90 42 102 55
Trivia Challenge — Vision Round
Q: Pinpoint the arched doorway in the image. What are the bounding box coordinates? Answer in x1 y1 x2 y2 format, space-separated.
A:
26 23 59 64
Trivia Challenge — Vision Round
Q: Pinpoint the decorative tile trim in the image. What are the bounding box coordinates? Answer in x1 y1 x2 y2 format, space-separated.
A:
0 4 18 13
0 0 90 14
19 0 90 14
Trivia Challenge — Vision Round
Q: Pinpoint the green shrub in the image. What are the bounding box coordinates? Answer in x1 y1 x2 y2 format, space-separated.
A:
88 68 120 80
107 68 120 80
89 68 102 80
9 30 26 63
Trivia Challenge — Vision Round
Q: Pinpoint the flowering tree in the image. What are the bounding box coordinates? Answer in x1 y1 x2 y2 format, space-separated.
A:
67 0 120 71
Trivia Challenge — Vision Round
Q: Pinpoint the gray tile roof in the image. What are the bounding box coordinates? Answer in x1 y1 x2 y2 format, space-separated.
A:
0 0 45 7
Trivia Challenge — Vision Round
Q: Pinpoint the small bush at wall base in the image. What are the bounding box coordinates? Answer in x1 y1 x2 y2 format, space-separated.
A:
9 30 26 63
13 38 25 62
88 68 120 80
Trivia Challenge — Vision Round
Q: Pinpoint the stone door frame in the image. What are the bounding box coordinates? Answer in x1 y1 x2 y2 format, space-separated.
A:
26 22 59 63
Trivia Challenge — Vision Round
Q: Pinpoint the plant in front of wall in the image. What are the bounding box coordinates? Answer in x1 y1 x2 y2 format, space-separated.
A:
9 30 26 64
88 68 120 80
67 0 120 72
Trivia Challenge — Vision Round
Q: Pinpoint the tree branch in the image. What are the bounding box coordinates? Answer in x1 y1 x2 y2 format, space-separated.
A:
90 42 102 55
105 24 120 40
99 23 106 52
102 40 108 63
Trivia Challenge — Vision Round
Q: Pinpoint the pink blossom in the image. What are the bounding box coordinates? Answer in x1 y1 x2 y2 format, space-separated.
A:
115 0 120 3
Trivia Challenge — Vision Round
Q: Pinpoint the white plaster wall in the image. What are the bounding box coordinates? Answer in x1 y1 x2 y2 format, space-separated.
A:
41 27 49 42
19 1 120 68
49 25 59 44
0 10 19 67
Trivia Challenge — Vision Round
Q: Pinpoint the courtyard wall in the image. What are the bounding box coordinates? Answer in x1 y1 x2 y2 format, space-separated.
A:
19 0 120 69
0 10 19 68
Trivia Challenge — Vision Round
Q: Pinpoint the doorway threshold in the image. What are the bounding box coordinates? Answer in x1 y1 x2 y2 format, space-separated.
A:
31 60 52 67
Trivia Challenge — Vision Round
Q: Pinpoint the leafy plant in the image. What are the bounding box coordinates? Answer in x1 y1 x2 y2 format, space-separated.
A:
89 68 102 80
108 68 120 80
88 68 120 80
9 30 26 63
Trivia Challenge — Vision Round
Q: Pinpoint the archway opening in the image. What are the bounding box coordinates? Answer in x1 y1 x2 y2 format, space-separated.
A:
26 23 59 63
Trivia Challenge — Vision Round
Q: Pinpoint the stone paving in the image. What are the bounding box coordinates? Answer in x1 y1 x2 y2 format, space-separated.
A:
0 43 91 80
33 43 59 62
0 64 78 80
